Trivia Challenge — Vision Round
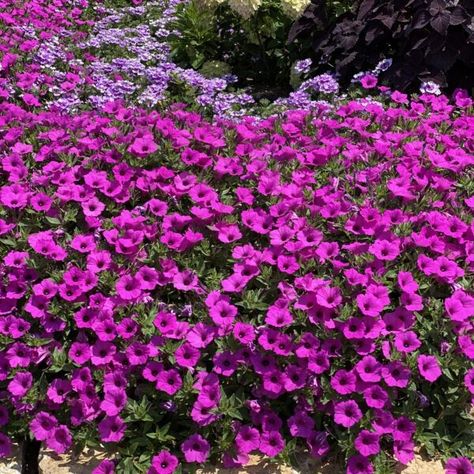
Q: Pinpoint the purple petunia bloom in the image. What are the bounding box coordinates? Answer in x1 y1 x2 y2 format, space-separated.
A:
347 454 374 474
181 434 210 463
8 371 32 398
235 425 260 453
394 331 421 353
148 450 179 474
417 355 442 382
45 425 72 454
97 412 125 441
354 430 380 456
333 400 363 428
259 430 285 457
92 460 116 474
445 457 474 474
156 370 182 396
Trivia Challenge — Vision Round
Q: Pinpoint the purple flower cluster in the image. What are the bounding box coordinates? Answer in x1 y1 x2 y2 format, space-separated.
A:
0 0 255 118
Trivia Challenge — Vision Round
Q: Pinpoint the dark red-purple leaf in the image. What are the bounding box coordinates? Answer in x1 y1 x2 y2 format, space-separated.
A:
430 12 450 34
449 6 467 24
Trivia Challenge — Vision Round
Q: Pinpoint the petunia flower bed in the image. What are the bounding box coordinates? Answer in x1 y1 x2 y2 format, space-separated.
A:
1 1 474 474
1 91 474 473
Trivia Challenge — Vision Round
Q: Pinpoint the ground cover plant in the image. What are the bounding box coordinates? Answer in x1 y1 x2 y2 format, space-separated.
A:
0 1 473 474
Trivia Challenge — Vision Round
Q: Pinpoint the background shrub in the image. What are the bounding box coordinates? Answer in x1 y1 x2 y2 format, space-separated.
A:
288 0 474 92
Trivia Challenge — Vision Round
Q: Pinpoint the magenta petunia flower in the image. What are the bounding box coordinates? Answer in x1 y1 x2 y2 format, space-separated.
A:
190 399 219 426
364 385 389 409
47 378 71 403
316 286 342 308
181 434 210 463
401 291 424 311
333 400 363 428
92 460 116 474
397 271 419 293
369 239 400 261
126 342 150 366
215 223 242 243
394 439 415 465
197 385 221 409
445 290 474 322
445 457 474 474
173 270 199 292
354 430 380 456
356 292 384 317
100 388 127 416
6 342 32 367
394 331 421 353
355 355 381 383
330 369 356 395
464 368 474 394
382 361 411 388
360 74 378 89
209 300 237 326
91 341 116 366
81 198 105 217
156 369 182 396
306 430 330 458
347 454 374 474
98 416 126 443
175 343 200 368
284 365 307 391
392 416 416 442
259 430 284 457
213 351 237 377
187 323 215 348
265 305 293 327
276 255 300 274
288 411 314 439
7 371 32 398
69 342 91 365
116 275 142 301
235 425 260 453
417 355 442 382
371 409 394 435
46 425 72 454
30 412 58 441
129 136 158 157
222 451 249 469
308 350 330 375
148 450 179 474
4 251 29 268
233 322 255 345
342 317 367 340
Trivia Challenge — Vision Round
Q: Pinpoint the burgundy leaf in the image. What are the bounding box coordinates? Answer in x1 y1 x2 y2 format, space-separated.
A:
430 12 450 34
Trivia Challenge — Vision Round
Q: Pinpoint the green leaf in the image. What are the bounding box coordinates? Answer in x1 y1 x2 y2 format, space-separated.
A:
45 216 61 225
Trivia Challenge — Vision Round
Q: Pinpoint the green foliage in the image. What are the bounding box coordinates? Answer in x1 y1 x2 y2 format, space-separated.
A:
170 0 297 91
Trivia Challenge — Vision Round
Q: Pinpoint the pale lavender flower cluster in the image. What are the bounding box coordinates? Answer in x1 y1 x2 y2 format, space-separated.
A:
76 0 254 118
420 81 442 95
294 58 312 74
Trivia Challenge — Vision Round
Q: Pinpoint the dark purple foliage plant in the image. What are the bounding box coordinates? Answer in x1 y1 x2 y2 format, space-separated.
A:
288 0 474 91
